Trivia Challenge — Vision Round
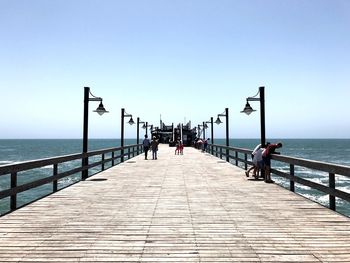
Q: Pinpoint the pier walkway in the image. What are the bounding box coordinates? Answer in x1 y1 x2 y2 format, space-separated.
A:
1 145 350 262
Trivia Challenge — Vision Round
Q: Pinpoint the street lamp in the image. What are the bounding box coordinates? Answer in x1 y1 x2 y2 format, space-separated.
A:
241 86 266 148
197 124 203 139
137 118 146 153
202 122 208 140
82 87 108 180
216 108 229 162
205 117 214 153
137 118 146 142
121 108 134 163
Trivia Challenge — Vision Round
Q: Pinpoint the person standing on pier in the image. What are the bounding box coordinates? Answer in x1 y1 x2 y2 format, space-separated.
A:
179 140 184 155
262 142 283 183
203 138 209 152
245 143 265 179
142 135 151 160
151 136 159 160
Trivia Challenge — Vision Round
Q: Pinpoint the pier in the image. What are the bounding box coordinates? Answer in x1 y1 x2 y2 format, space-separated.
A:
1 145 350 262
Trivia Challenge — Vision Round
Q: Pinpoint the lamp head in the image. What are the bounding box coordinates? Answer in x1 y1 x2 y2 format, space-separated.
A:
93 102 109 116
128 117 135 125
215 116 222 125
241 101 256 115
142 123 146 129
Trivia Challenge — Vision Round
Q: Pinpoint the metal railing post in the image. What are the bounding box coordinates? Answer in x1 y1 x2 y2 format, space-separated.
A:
329 173 336 211
10 172 17 211
290 164 295 192
53 164 58 192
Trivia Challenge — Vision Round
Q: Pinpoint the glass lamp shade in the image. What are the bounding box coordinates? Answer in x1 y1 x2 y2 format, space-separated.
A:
215 117 222 125
128 117 135 125
93 102 109 116
241 102 256 115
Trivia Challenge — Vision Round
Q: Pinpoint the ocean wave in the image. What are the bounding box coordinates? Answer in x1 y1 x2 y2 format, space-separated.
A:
40 165 53 170
301 193 329 205
0 148 15 151
337 186 350 194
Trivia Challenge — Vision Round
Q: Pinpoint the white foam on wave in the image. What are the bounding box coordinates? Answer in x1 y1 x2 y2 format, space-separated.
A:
301 193 329 205
40 165 53 170
337 186 350 194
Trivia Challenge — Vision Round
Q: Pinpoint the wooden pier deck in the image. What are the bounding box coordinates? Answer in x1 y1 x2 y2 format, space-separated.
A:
1 145 350 262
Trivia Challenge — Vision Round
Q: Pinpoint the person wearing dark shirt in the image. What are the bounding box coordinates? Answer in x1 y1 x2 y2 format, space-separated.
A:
151 136 159 160
142 135 151 160
262 142 282 183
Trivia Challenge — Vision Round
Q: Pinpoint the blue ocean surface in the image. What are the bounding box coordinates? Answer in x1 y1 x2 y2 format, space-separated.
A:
0 139 350 217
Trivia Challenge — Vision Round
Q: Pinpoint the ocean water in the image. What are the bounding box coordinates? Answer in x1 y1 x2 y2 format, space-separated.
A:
0 139 350 217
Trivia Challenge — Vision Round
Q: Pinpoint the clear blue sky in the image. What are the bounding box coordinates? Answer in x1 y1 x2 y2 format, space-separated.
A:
1 0 349 139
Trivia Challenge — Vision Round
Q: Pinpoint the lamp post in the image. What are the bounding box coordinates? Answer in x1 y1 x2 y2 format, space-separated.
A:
197 124 202 139
137 118 146 153
121 108 134 163
205 117 214 154
202 122 207 140
215 108 229 162
82 87 108 180
240 86 266 148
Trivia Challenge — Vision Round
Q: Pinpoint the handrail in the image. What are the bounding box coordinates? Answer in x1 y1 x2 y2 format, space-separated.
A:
206 143 350 213
0 145 140 176
0 144 143 215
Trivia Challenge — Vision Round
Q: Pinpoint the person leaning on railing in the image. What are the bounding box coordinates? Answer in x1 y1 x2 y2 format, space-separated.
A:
262 142 283 183
245 143 265 179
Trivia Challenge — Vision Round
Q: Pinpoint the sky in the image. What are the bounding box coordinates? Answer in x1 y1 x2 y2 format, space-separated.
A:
1 0 349 139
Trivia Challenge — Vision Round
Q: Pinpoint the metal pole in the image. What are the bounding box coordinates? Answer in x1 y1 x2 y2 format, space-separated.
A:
203 122 205 140
137 117 140 154
197 125 200 138
225 107 229 162
259 86 266 147
82 87 89 180
172 123 174 141
121 108 125 163
211 117 214 145
211 117 214 155
146 122 148 136
180 123 183 141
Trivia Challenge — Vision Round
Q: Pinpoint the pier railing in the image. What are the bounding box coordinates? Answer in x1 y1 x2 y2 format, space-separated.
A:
207 144 350 213
0 144 142 215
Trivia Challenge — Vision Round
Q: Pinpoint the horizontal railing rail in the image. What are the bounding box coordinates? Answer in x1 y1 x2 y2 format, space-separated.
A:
0 144 143 215
206 143 350 213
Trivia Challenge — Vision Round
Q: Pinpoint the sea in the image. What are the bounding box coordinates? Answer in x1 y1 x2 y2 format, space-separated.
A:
0 139 350 217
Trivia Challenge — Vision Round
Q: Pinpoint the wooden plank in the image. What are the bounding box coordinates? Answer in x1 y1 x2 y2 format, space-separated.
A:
0 145 350 262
